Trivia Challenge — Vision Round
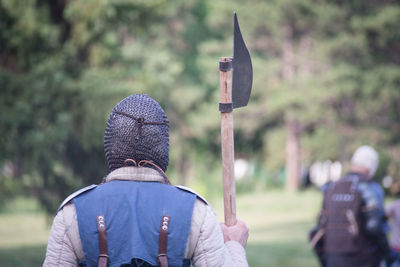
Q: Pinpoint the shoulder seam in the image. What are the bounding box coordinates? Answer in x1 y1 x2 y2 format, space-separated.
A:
57 184 98 212
175 185 209 205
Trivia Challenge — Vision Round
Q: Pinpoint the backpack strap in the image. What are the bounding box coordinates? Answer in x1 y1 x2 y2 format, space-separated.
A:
97 215 109 267
158 215 170 267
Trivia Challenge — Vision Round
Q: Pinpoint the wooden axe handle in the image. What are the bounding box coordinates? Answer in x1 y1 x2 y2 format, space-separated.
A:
219 57 237 226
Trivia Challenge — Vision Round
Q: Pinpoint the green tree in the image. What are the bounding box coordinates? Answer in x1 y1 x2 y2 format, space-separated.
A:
0 0 180 212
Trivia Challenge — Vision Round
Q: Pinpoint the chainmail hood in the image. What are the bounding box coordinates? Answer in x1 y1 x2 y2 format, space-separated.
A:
104 94 169 172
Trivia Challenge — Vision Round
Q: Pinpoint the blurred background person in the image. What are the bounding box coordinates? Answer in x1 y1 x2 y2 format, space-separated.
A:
311 146 393 267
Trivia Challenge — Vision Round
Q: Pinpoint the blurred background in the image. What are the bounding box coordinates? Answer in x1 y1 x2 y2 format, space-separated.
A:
0 0 399 266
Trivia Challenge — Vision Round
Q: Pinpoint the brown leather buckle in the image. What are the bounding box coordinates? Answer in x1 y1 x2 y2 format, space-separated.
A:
98 254 109 258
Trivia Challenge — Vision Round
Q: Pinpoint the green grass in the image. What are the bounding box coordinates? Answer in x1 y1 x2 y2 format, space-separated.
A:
0 189 322 266
0 213 50 266
0 245 47 267
212 189 322 267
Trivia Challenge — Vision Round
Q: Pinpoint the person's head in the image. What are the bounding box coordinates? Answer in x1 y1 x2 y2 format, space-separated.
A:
104 94 169 172
350 145 379 179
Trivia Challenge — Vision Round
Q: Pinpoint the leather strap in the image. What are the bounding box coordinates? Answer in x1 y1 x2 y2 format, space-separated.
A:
219 103 233 113
97 215 109 267
158 215 170 267
219 60 232 72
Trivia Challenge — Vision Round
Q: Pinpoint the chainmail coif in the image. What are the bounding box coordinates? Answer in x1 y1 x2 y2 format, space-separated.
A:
104 94 169 172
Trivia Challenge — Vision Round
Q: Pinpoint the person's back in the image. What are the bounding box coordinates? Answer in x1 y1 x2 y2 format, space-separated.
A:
323 173 371 255
314 146 392 267
321 172 385 266
43 94 249 267
74 180 196 266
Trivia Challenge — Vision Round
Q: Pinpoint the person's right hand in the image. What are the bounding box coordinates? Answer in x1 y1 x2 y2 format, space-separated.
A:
220 220 249 248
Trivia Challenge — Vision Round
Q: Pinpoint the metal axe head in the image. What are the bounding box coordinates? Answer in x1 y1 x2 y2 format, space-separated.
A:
232 12 253 109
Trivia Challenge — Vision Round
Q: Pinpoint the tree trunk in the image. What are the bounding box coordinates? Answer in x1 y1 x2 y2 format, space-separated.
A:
285 118 301 191
177 147 190 185
282 25 301 191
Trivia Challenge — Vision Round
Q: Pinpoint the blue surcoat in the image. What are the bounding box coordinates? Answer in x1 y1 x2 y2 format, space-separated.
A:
73 180 196 267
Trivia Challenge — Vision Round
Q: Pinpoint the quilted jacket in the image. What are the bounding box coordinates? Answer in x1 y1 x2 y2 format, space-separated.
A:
43 167 248 267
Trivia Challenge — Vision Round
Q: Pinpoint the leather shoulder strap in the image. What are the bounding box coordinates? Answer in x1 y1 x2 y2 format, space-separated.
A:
158 215 170 267
97 215 109 267
175 185 208 205
57 184 98 212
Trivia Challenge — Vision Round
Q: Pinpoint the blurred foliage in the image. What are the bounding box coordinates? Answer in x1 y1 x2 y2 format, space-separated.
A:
0 0 399 213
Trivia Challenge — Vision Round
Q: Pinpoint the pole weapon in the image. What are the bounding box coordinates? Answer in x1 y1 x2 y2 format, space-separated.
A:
219 12 253 226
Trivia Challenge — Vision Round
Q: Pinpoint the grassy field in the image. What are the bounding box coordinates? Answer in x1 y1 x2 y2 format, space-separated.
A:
0 213 49 266
213 189 322 267
0 189 322 267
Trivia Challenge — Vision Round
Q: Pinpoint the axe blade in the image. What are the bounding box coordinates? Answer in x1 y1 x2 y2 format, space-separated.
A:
232 12 253 109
